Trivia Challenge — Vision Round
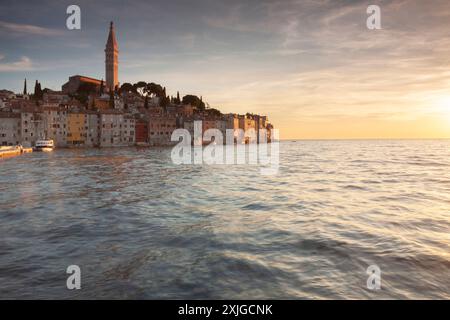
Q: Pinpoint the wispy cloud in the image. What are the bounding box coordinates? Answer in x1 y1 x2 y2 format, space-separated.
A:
0 20 64 36
0 55 34 72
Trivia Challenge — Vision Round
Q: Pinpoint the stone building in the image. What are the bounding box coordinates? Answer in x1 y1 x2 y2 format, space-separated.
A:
0 112 21 146
135 118 149 145
20 107 45 147
85 111 100 147
149 115 177 146
42 106 68 147
67 112 86 146
62 75 102 95
123 114 135 146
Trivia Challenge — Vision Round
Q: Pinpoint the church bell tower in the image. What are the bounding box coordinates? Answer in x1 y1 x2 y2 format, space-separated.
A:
105 21 119 91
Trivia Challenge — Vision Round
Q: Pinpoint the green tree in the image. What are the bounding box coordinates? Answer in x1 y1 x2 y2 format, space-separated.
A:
133 81 147 96
182 95 205 111
33 80 43 101
119 82 134 94
145 82 164 97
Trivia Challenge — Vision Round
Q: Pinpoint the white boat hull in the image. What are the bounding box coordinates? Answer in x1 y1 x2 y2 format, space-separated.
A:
34 139 55 152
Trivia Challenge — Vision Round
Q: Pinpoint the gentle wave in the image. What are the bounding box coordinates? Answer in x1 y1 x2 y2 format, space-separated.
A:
0 140 449 299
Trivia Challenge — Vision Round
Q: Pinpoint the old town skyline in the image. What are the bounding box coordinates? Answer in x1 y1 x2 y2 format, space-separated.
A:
0 20 273 149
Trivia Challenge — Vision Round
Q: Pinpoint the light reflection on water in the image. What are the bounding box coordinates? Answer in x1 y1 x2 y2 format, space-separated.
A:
0 140 449 299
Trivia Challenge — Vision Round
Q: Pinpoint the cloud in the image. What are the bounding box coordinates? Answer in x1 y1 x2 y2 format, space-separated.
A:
0 20 64 36
0 56 34 72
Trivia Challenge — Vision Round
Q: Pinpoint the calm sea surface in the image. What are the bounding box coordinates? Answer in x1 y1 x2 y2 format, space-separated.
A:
0 140 449 299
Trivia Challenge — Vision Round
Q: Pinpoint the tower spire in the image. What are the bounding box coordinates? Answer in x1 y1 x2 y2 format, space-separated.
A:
105 21 119 91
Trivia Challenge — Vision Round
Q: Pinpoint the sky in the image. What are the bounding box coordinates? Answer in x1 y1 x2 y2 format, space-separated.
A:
0 0 450 139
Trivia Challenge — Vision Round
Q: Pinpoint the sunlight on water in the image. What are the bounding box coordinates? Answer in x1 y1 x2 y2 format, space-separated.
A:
0 140 449 299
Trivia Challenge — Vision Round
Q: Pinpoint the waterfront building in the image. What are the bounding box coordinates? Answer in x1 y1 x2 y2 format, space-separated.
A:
149 115 177 146
226 114 239 130
84 111 100 147
239 114 257 143
135 118 149 145
67 112 86 146
238 114 256 131
99 110 129 147
215 119 227 141
42 106 68 147
20 107 45 147
0 112 21 146
203 119 216 133
123 114 135 145
183 119 195 144
253 115 268 143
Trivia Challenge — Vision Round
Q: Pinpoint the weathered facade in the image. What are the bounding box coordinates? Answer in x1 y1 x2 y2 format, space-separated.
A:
149 116 177 146
42 106 68 147
0 112 21 146
20 108 45 147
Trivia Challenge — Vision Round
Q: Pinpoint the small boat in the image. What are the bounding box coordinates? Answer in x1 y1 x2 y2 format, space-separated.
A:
34 139 55 152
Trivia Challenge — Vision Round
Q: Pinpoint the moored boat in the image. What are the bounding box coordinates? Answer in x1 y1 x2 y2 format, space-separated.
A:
34 139 55 152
